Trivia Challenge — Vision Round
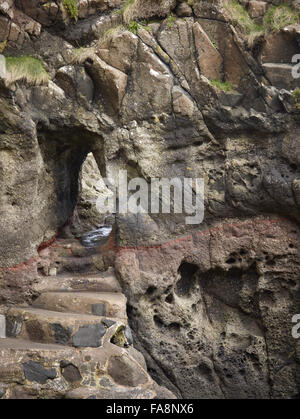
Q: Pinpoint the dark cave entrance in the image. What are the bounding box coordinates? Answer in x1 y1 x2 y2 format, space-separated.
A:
176 262 199 297
36 127 113 244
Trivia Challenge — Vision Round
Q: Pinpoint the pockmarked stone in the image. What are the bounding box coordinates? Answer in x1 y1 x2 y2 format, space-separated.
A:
92 303 106 316
23 361 57 384
72 324 106 348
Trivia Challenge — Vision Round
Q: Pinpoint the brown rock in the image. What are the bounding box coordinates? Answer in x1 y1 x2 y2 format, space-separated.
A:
259 32 299 64
172 86 194 118
193 22 223 80
176 2 193 17
123 0 176 23
87 55 128 113
8 23 21 42
248 0 267 19
108 355 149 387
0 16 10 42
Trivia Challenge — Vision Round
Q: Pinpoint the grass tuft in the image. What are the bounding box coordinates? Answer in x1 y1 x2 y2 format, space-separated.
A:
166 12 177 28
122 0 136 25
4 56 49 85
210 79 233 92
5 56 50 85
263 5 299 31
224 0 263 34
63 0 79 21
70 47 96 64
0 40 7 54
223 0 299 47
128 20 141 34
293 88 300 102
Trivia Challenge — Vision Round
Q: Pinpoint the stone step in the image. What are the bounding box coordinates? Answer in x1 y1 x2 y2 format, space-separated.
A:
0 337 71 352
32 292 127 319
33 269 122 293
0 338 155 400
56 255 99 274
5 306 125 347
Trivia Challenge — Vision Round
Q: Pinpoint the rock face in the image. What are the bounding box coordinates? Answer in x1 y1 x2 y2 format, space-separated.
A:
0 0 299 399
77 153 112 231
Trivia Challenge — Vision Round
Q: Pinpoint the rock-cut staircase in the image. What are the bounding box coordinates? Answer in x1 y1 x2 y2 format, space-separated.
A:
0 234 169 399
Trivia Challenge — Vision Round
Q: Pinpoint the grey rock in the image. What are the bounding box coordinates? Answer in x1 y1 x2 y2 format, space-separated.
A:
23 361 57 384
92 303 106 317
124 325 133 346
5 316 22 338
218 91 244 108
51 323 72 345
60 363 82 383
99 376 113 388
72 324 106 348
0 315 5 339
101 318 116 328
55 65 94 104
176 2 193 17
278 89 297 113
262 63 297 90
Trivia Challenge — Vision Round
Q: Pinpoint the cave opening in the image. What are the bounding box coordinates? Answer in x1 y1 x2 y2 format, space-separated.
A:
36 127 114 248
175 262 199 297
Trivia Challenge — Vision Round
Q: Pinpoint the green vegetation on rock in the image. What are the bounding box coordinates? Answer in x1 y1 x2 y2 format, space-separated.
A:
224 1 300 47
166 12 177 28
263 5 299 31
224 0 263 35
128 20 141 34
63 0 79 21
71 47 96 63
225 1 299 35
5 56 49 85
210 79 233 92
0 40 7 54
293 88 300 102
122 0 136 24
